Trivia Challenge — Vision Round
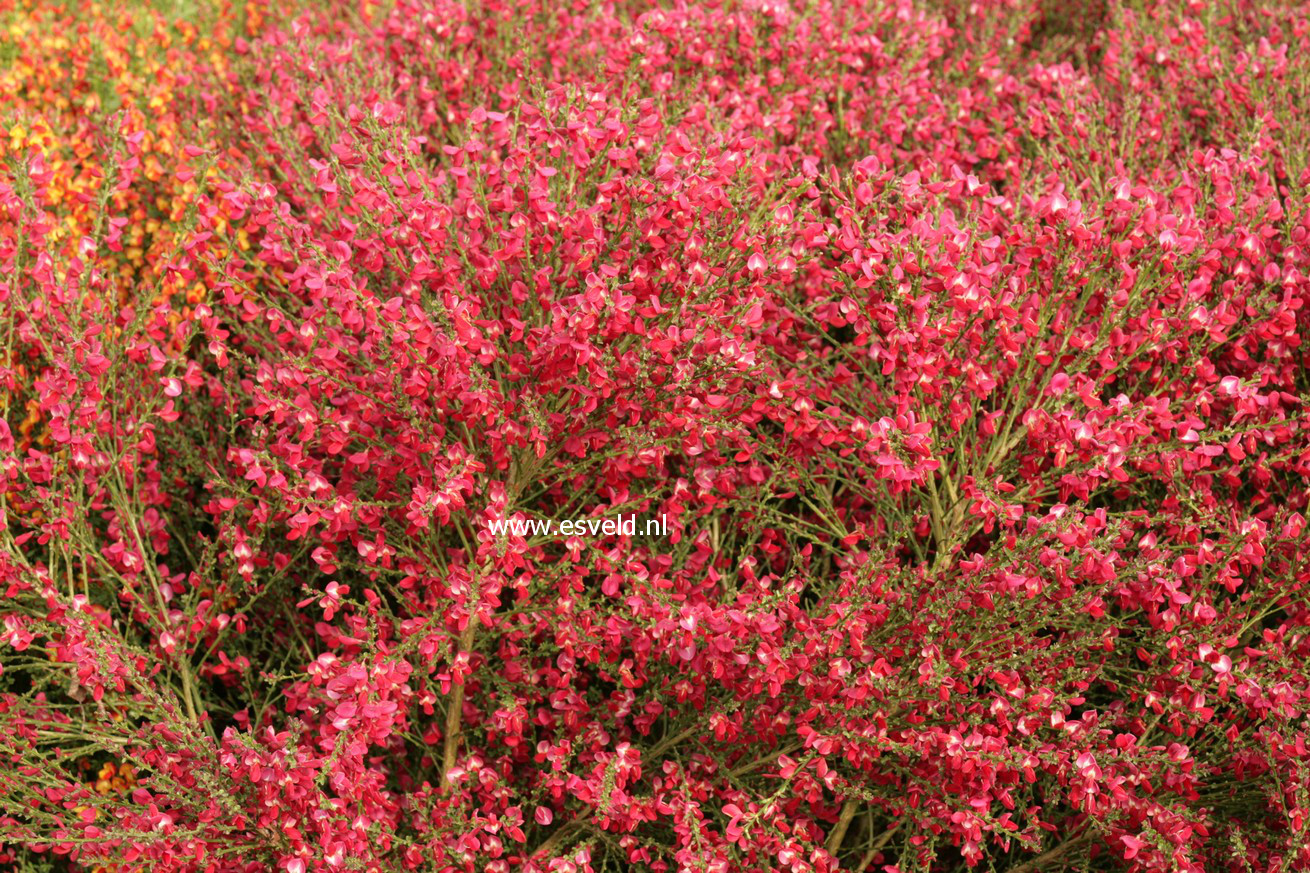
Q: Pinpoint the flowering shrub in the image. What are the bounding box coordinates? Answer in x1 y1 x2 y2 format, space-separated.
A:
3 0 1310 871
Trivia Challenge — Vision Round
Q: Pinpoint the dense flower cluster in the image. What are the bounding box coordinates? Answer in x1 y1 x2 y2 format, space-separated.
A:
2 0 1310 871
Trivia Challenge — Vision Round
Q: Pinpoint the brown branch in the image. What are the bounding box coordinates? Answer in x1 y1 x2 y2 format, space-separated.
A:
439 618 478 792
1005 832 1093 873
529 812 596 863
825 797 860 856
